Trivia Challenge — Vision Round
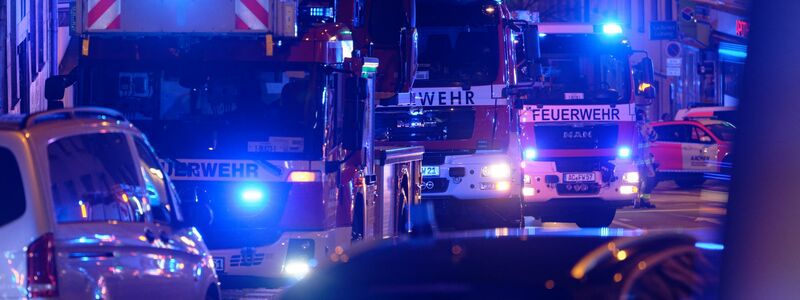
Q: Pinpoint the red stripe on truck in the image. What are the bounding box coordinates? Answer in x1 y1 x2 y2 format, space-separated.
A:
239 0 270 27
87 0 116 28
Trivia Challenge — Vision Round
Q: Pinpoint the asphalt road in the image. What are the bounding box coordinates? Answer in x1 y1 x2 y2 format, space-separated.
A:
222 180 729 299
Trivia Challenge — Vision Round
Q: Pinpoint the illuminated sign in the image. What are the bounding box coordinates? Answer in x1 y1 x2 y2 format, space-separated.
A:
736 20 750 38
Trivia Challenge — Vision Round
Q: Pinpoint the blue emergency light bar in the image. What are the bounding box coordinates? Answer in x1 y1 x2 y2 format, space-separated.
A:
602 23 623 35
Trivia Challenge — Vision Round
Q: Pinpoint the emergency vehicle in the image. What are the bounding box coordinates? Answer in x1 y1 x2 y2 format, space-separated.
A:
650 119 735 186
44 0 423 286
516 23 655 227
674 106 737 125
373 0 523 228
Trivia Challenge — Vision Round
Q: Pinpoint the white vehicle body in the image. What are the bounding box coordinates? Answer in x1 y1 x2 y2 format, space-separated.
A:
0 108 219 300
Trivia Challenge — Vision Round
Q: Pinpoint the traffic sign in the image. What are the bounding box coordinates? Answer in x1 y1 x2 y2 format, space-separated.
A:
666 58 682 77
666 42 682 58
650 21 678 40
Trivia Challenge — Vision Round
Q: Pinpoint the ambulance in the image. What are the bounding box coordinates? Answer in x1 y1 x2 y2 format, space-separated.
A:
650 119 735 187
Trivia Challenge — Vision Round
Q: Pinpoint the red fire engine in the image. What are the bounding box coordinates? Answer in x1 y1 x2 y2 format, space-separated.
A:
372 0 524 228
45 0 422 286
515 22 656 227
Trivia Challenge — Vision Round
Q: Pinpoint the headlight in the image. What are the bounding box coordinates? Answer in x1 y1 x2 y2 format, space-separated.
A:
524 148 537 161
620 185 639 195
618 146 632 159
623 171 640 183
481 163 511 178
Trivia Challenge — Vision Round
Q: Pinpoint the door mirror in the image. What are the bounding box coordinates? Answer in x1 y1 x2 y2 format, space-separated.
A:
343 77 367 151
521 24 542 81
636 57 657 99
45 76 68 101
182 202 214 227
399 27 418 93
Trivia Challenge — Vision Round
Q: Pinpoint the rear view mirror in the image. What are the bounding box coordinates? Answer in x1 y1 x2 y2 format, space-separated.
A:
521 24 542 80
343 77 367 151
636 57 656 99
45 76 68 101
399 27 418 92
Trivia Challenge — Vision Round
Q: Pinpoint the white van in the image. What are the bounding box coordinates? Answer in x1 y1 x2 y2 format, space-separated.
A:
0 108 220 299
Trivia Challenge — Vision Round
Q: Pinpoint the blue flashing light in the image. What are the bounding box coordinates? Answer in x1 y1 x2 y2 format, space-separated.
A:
241 189 265 203
695 242 725 251
617 146 632 159
524 148 538 161
602 23 623 35
538 33 547 38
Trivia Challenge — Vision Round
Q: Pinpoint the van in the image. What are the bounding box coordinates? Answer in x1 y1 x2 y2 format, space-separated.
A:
0 108 220 299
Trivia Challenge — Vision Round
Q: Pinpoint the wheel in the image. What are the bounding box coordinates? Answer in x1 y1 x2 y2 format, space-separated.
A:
205 285 221 300
575 208 616 228
675 176 705 189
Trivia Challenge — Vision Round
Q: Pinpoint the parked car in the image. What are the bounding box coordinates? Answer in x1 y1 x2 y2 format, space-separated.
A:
649 119 735 187
0 108 220 299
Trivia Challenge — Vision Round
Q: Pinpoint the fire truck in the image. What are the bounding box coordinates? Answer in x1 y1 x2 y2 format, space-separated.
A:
515 22 656 227
44 0 423 287
372 0 524 228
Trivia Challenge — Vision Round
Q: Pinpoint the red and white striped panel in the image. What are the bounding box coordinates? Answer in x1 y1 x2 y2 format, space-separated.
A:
87 0 120 30
235 0 270 30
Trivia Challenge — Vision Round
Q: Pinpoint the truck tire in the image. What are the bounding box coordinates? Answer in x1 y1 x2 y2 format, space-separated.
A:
575 208 615 228
675 176 705 189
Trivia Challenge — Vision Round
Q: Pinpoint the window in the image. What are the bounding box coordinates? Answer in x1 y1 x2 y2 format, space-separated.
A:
0 147 26 226
37 0 45 71
49 133 145 223
134 138 177 225
653 124 691 142
690 126 714 144
29 0 38 80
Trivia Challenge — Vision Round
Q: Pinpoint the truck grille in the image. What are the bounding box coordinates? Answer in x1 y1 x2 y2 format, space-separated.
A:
230 253 266 267
556 183 601 195
534 124 618 150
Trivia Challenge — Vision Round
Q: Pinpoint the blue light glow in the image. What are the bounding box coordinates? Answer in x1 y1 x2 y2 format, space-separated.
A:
695 242 725 251
602 23 623 35
618 146 632 158
538 33 547 38
241 188 265 203
719 48 747 59
524 148 537 160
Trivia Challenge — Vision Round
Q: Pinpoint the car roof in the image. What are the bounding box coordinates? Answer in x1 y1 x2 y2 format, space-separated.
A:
0 107 130 132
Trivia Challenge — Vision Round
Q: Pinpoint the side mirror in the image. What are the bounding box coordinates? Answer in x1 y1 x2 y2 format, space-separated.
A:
183 203 214 227
45 75 68 101
399 27 418 93
521 25 542 80
343 77 367 151
636 57 657 99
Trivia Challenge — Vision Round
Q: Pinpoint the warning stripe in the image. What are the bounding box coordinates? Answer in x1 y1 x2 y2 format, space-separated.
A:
235 0 269 30
87 0 120 30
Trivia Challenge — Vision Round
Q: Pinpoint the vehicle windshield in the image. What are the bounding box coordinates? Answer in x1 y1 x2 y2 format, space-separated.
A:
415 0 500 87
84 62 324 160
707 122 736 142
527 34 631 104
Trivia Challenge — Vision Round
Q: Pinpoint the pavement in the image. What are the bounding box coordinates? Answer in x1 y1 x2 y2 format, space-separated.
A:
221 179 729 299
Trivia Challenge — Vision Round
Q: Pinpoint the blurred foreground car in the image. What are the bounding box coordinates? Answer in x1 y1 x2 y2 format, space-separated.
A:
650 120 735 187
0 108 220 299
280 230 721 299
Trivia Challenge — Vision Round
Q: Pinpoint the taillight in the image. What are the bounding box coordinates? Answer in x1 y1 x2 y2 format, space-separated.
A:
288 171 320 183
27 233 58 298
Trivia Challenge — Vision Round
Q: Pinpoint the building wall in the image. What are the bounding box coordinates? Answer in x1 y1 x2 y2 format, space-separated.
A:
3 0 56 115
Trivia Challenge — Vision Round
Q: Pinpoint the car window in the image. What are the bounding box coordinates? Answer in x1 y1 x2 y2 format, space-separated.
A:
707 122 736 142
690 126 714 144
0 147 26 226
653 125 686 142
49 133 147 223
134 138 178 226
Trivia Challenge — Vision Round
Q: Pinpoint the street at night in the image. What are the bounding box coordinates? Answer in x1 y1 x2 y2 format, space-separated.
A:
8 0 800 299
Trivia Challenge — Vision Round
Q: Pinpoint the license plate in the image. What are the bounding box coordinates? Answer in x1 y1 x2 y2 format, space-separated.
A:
213 257 225 273
421 166 440 177
564 172 596 182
